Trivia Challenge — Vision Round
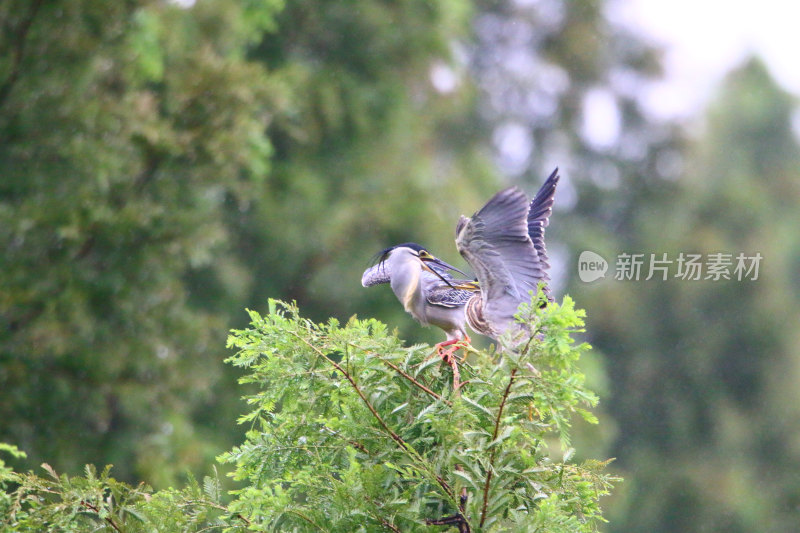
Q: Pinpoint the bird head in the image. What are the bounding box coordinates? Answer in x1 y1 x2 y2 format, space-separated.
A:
361 243 466 287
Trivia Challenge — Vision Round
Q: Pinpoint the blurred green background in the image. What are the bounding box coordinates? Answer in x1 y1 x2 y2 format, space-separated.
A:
2 1 799 531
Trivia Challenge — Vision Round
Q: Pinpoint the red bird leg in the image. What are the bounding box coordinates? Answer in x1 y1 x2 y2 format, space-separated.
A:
437 336 473 363
434 336 473 391
435 338 460 363
434 339 462 389
438 335 472 364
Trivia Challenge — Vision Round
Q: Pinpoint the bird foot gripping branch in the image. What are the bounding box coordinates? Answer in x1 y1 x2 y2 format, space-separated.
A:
435 335 472 365
434 335 473 390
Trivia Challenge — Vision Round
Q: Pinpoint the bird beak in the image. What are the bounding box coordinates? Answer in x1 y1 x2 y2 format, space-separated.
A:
420 260 456 288
419 255 468 277
451 280 480 291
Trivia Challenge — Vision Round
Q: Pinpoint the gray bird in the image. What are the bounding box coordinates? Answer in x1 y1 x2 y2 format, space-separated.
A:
362 169 559 354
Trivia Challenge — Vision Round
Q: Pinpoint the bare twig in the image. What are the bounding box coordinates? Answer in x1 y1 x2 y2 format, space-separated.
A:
451 360 462 393
426 511 471 533
479 368 518 527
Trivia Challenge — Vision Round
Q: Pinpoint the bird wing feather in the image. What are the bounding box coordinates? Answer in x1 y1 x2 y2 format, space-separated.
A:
423 267 473 307
455 187 544 330
527 168 559 288
426 283 473 307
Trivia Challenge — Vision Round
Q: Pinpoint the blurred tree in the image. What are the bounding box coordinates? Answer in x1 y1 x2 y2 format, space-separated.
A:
569 59 800 532
469 0 683 201
0 0 282 485
0 0 491 486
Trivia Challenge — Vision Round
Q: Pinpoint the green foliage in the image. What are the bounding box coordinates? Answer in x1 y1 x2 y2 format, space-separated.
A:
1 300 615 531
221 298 615 531
0 446 243 532
0 444 27 520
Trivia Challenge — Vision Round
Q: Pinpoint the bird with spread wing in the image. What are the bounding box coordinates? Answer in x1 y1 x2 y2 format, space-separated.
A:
362 169 559 367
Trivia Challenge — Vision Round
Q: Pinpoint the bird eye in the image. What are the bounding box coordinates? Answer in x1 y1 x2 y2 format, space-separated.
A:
418 250 431 259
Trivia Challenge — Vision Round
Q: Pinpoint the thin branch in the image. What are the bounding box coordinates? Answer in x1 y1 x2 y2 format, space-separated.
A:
80 500 122 533
426 512 471 533
379 357 451 406
0 0 43 108
519 322 542 356
449 357 461 392
285 508 327 531
348 341 451 406
319 427 370 455
186 499 252 526
291 331 455 501
381 519 402 533
291 332 408 451
426 515 465 525
479 368 518 528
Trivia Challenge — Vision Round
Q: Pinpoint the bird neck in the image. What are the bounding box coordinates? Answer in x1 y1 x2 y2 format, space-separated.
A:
389 263 425 320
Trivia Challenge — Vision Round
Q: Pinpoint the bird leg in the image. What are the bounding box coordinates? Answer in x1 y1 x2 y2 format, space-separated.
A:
434 338 460 364
435 335 472 364
434 336 473 391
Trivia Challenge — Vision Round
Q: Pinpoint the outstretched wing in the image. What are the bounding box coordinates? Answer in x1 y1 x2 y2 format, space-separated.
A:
455 187 544 331
527 168 559 287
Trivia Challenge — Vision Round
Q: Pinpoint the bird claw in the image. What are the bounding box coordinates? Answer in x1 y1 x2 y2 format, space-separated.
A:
435 335 471 364
433 336 472 391
435 338 458 363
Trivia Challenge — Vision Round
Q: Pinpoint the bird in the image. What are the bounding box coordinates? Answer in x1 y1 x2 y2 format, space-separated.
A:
362 168 559 358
